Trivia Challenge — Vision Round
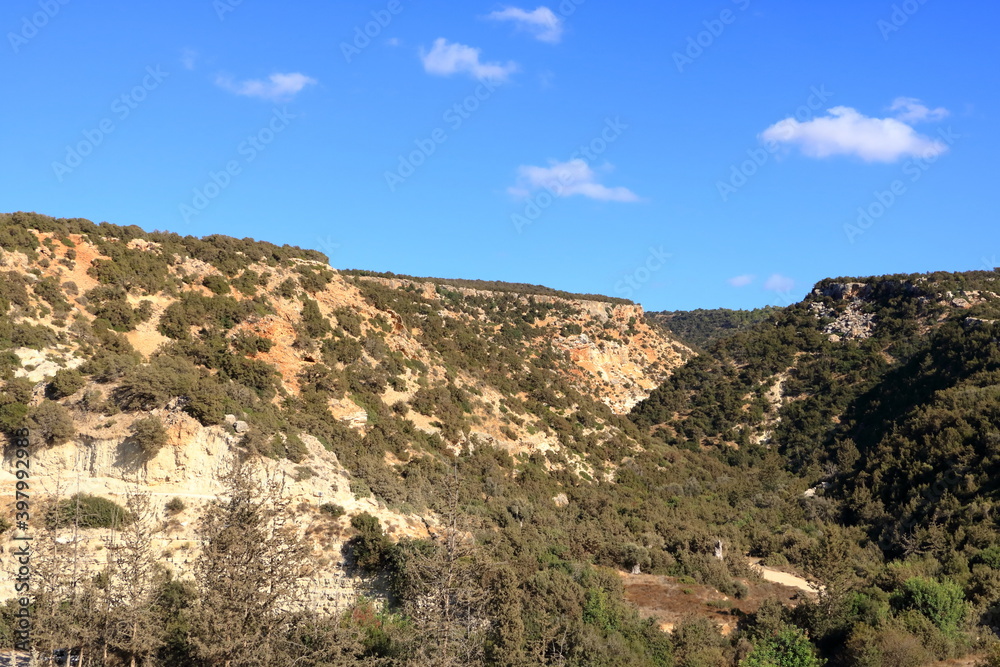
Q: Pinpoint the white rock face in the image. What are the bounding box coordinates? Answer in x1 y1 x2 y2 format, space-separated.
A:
14 346 85 383
0 411 431 609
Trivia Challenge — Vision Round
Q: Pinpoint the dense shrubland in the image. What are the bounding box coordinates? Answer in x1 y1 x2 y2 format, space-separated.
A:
633 269 1000 661
646 306 783 350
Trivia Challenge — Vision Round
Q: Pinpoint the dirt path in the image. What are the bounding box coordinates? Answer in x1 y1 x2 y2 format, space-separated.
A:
747 558 823 595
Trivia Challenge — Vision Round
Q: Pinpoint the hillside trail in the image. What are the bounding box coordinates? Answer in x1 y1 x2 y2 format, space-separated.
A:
746 558 823 595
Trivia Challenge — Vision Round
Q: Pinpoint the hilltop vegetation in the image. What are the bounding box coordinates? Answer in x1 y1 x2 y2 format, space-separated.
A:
646 307 783 350
342 268 635 305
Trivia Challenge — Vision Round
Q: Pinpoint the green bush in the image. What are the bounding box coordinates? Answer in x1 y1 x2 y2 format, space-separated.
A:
0 379 33 433
334 308 363 337
741 627 823 667
27 400 75 447
284 432 309 463
202 275 230 295
277 277 298 299
295 265 333 293
46 493 132 529
231 333 273 355
893 577 968 637
976 546 1000 570
165 497 186 513
49 368 85 398
299 298 331 339
231 270 261 296
320 503 345 519
115 355 200 411
130 415 168 457
349 513 390 573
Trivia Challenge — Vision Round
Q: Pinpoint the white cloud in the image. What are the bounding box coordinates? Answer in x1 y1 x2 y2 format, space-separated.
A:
487 6 564 43
215 72 317 101
890 97 949 123
764 274 795 293
760 105 949 162
508 159 640 202
420 38 518 82
728 274 755 287
181 48 197 71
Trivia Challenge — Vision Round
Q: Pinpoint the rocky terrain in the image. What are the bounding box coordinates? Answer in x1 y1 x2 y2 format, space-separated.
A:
0 216 690 610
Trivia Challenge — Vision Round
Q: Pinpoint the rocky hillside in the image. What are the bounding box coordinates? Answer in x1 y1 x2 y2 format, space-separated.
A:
0 212 690 619
6 211 1000 665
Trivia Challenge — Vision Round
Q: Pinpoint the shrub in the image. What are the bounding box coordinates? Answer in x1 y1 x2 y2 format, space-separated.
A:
202 275 231 295
115 356 199 412
320 503 345 519
27 400 75 447
130 415 168 457
165 497 186 513
231 270 261 296
976 546 1000 570
231 333 273 355
299 298 331 339
295 265 333 293
0 379 33 433
284 432 309 463
322 337 362 365
334 308 363 337
32 276 69 313
893 577 968 637
349 513 390 573
277 278 298 299
88 242 170 293
46 493 132 529
843 623 931 667
293 466 315 481
93 299 138 331
741 627 823 667
49 368 85 398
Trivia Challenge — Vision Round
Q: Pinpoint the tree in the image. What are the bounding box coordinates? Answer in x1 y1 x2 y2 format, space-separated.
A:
394 469 491 667
188 457 312 666
49 368 85 398
33 482 102 665
129 415 168 457
100 486 165 666
349 512 390 573
893 577 969 637
740 627 823 667
27 399 75 447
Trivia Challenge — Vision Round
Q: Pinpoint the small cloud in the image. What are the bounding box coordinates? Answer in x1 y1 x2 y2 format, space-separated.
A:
487 6 564 43
728 274 755 287
890 97 949 123
509 159 641 202
181 48 197 71
760 104 949 163
215 72 317 101
386 37 401 47
764 274 795 293
420 38 517 82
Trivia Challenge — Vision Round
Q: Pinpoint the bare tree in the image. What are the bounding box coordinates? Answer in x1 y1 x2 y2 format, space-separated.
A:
399 468 490 667
31 476 97 665
188 456 311 667
100 484 164 666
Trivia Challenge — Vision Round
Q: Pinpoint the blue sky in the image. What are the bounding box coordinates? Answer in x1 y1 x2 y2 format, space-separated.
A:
1 0 997 311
